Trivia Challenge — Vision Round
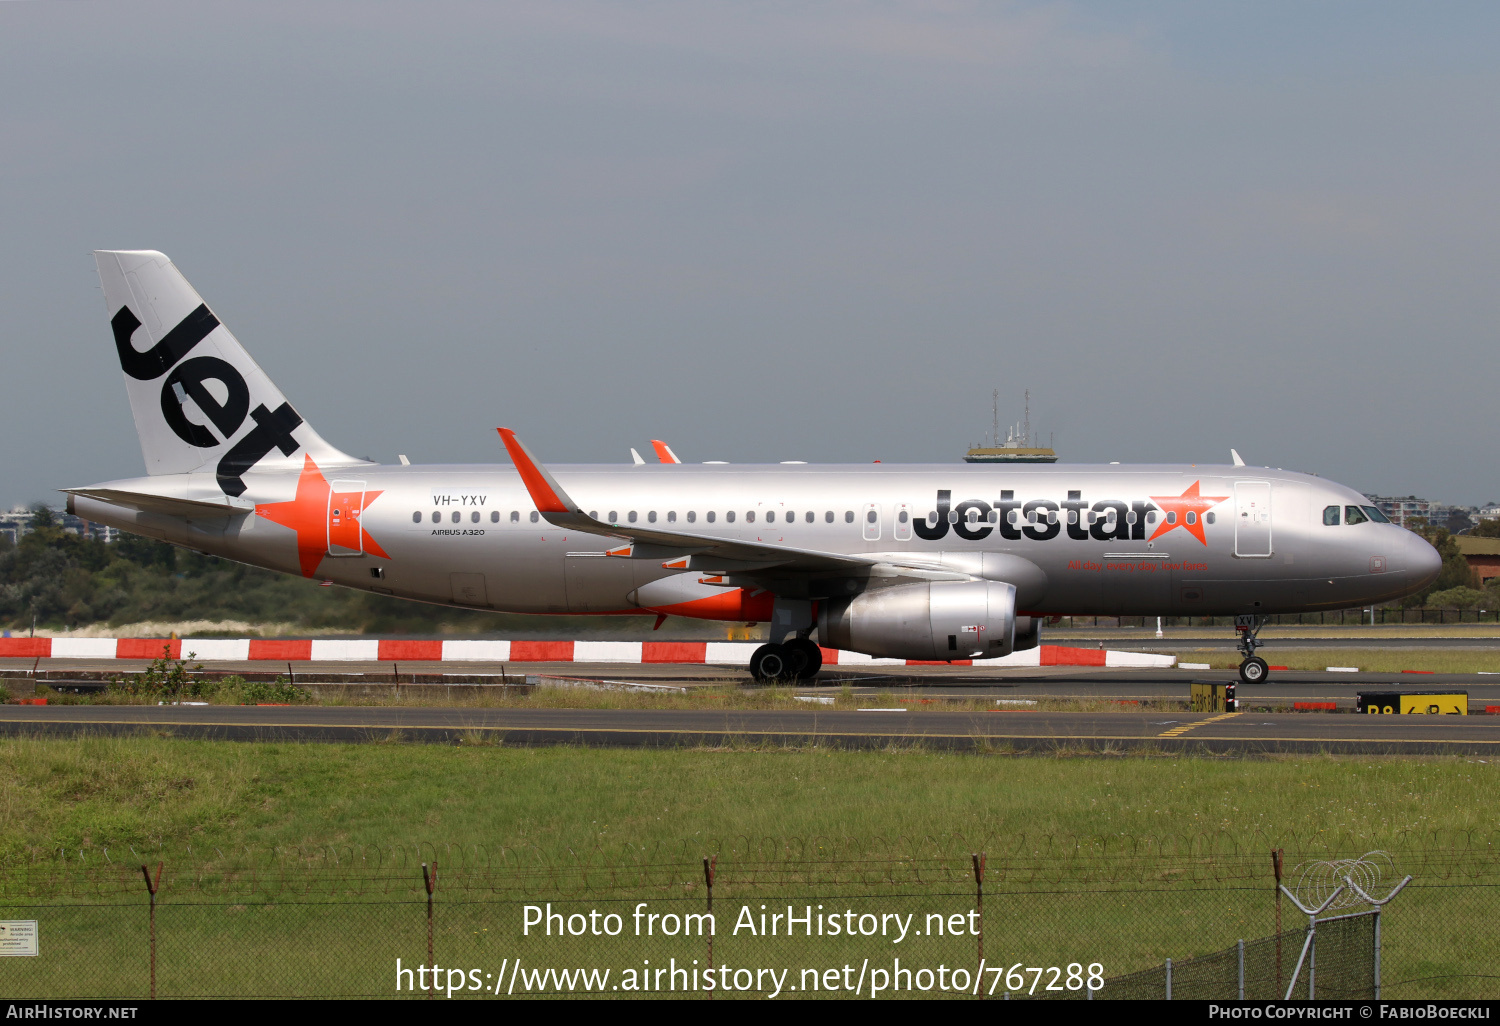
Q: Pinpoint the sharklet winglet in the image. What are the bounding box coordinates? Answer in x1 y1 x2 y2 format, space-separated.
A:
497 428 576 514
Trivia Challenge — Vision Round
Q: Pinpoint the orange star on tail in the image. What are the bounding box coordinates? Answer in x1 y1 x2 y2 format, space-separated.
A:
254 455 389 577
1147 480 1229 546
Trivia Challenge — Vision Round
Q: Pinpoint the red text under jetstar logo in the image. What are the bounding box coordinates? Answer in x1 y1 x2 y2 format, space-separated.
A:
255 455 390 577
1147 481 1229 546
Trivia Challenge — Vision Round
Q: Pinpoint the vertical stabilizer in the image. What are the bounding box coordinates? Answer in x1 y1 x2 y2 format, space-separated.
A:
95 250 366 495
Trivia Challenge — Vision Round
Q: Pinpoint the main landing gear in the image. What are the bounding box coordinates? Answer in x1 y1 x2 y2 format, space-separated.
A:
750 637 823 683
1235 615 1270 684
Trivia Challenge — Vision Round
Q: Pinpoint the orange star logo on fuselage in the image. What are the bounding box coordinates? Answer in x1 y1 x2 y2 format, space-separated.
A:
1147 481 1229 546
254 455 390 577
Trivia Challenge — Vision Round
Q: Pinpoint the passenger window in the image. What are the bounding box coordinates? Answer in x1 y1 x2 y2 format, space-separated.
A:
667 511 676 523
947 510 958 524
491 511 500 523
1146 511 1156 524
609 511 618 522
510 511 519 523
1206 512 1215 525
431 511 441 523
765 511 775 523
726 511 735 523
412 511 421 523
898 510 909 524
648 511 657 523
1126 511 1137 525
687 511 696 523
451 511 461 523
1166 512 1177 525
707 511 716 523
1362 506 1391 524
747 511 755 523
806 511 814 523
1185 511 1196 526
845 511 854 523
1007 510 1019 525
471 511 480 523
588 511 597 520
1067 510 1078 525
1323 505 1340 526
628 511 638 523
866 509 877 524
530 511 539 523
1345 505 1368 525
825 511 834 523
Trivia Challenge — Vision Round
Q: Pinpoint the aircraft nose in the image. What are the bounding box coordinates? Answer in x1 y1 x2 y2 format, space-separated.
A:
1405 531 1442 589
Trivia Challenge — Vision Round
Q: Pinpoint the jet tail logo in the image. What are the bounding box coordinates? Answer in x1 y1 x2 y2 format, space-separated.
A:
113 303 305 496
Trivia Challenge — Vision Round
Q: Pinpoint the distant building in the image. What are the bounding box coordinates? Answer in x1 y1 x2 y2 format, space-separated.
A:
1456 537 1500 589
1364 494 1435 528
0 504 119 546
965 388 1059 464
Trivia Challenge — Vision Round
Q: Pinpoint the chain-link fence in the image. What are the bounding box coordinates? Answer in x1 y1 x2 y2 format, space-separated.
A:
2 835 1497 999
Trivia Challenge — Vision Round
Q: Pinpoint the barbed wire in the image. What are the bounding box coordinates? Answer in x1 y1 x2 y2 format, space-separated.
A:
1290 851 1396 911
1 831 1497 903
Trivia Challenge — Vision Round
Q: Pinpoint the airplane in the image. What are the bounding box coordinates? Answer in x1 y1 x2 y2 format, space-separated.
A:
66 251 1443 684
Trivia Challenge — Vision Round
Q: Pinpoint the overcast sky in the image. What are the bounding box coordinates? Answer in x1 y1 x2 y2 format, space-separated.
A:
2 1 1497 508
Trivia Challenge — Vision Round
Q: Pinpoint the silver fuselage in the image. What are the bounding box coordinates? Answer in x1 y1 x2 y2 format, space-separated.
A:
70 461 1441 619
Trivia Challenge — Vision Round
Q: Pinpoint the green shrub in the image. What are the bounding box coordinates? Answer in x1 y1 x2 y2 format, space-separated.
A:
109 653 208 700
212 675 309 705
1425 586 1489 609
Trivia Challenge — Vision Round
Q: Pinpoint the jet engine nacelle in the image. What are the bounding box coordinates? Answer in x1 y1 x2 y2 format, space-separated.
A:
819 580 1016 661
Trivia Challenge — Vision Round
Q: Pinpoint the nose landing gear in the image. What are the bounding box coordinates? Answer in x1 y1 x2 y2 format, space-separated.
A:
1235 615 1270 683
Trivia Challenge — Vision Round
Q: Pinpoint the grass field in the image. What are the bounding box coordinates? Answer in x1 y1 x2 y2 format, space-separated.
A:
3 735 1495 857
4 737 1497 999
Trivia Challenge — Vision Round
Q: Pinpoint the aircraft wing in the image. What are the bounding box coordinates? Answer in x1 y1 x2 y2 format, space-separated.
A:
497 429 968 581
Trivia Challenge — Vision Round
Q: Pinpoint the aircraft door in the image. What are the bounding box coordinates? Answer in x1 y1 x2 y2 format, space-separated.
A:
1234 481 1272 557
862 503 882 542
327 480 366 556
894 502 912 541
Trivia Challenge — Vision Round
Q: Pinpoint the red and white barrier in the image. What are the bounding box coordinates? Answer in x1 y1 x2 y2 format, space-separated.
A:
0 637 1175 669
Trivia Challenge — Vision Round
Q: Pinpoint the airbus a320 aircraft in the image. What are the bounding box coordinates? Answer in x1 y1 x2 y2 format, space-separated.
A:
67 251 1442 684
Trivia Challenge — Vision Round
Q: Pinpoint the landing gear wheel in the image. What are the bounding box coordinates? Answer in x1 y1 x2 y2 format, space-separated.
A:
750 643 791 683
1239 656 1269 684
783 638 824 681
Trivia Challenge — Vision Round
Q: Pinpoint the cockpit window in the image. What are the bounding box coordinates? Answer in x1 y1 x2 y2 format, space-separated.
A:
1362 505 1391 524
1344 505 1369 525
1323 505 1340 526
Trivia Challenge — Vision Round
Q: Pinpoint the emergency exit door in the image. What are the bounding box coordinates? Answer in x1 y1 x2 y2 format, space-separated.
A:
328 480 367 556
1234 481 1272 557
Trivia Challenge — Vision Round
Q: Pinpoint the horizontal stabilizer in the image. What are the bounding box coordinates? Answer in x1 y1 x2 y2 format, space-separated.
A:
64 478 253 519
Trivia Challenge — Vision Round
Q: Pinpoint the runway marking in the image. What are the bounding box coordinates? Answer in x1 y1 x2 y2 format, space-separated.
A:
1157 711 1240 737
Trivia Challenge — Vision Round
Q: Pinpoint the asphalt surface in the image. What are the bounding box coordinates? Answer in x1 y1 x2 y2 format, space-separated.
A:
4 702 1498 755
8 659 1499 704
